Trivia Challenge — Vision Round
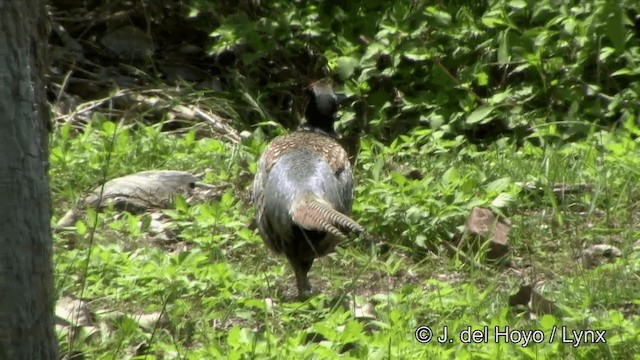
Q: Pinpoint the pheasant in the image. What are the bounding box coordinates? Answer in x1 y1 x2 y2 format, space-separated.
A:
252 80 368 298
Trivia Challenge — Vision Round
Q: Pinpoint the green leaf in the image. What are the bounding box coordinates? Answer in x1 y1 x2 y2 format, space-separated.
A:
75 220 87 235
390 171 406 186
425 7 452 26
508 0 527 9
101 120 117 135
486 177 512 193
539 314 557 331
490 89 511 104
611 67 640 77
476 72 489 86
466 105 496 124
403 50 430 62
443 167 459 184
498 30 510 64
603 0 626 53
227 326 241 348
481 16 508 28
336 56 358 80
175 195 188 213
491 193 516 208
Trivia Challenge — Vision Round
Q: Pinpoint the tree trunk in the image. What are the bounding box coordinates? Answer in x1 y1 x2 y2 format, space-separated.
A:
0 0 58 358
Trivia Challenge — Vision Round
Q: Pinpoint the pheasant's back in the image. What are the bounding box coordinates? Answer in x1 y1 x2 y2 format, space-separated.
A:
253 131 354 253
257 131 350 177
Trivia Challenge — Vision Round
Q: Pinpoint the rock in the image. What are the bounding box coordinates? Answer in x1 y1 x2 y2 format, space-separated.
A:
134 311 169 331
579 244 622 268
459 207 511 261
143 211 177 244
56 295 100 345
350 300 377 321
56 209 83 228
84 170 199 213
516 181 591 201
508 284 563 319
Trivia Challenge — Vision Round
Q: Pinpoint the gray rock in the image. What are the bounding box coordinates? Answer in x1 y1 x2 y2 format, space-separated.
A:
84 170 199 213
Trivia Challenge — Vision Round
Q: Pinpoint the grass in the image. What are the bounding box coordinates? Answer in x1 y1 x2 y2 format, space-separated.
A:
51 116 640 359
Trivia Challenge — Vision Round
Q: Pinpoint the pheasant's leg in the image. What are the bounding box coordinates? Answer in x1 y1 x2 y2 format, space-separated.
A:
288 256 314 299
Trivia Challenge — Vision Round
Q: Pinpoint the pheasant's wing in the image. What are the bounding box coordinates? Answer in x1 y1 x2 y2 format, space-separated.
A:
253 131 354 249
335 161 354 214
259 132 353 211
290 132 353 214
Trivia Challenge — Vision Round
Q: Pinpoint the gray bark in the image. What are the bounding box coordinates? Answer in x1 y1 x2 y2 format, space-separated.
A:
0 0 58 358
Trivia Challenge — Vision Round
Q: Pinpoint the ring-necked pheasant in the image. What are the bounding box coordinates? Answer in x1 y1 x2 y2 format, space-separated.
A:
252 80 368 298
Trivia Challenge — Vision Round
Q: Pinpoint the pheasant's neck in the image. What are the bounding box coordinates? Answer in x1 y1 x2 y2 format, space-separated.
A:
304 105 338 131
298 123 337 138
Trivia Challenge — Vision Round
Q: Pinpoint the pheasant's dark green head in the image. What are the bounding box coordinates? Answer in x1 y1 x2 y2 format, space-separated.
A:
303 80 347 133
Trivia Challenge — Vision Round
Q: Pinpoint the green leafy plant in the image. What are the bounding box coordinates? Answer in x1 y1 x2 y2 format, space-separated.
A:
50 0 640 358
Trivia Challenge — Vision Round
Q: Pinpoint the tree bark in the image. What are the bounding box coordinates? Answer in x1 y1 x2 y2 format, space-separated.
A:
0 0 58 358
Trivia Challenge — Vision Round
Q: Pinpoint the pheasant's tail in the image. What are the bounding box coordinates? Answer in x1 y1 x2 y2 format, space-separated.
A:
290 195 367 240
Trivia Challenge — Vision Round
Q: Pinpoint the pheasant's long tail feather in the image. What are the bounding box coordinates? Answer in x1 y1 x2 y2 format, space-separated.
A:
290 195 366 239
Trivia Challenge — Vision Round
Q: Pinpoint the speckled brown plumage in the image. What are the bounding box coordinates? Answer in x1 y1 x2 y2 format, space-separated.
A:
252 80 368 298
259 131 350 175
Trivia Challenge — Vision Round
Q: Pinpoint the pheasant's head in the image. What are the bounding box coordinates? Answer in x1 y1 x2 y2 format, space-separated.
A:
303 80 348 133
